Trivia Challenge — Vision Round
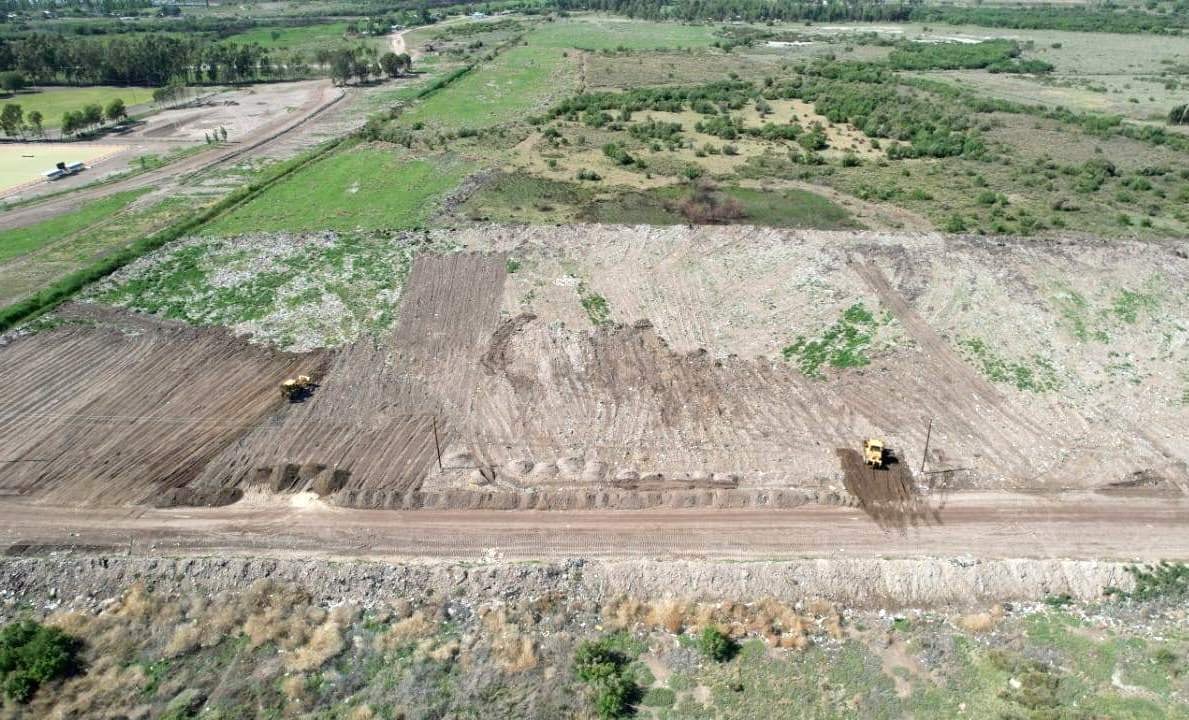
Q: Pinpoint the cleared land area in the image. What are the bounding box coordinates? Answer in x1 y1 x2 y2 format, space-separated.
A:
3 226 1184 514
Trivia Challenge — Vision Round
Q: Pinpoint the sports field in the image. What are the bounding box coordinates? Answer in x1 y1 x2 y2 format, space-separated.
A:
0 143 121 195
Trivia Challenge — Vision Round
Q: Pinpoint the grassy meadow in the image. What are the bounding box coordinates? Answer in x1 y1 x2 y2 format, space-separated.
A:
204 144 470 235
1 86 156 128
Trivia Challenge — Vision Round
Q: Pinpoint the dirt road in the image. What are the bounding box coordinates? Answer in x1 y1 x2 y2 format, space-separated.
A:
0 81 343 232
1 492 1184 562
389 27 423 61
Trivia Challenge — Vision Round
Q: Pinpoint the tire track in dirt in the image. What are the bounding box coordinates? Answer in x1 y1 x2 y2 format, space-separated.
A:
0 314 322 505
191 252 508 497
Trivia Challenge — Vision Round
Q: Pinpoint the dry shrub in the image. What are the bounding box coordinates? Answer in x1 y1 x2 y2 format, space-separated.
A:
645 599 690 634
494 635 538 672
45 610 93 637
428 639 461 663
483 609 538 672
349 706 376 720
806 599 836 617
602 596 646 630
281 674 309 705
378 611 435 650
164 622 203 658
287 619 346 672
242 585 320 651
673 181 746 225
113 582 155 620
957 612 998 633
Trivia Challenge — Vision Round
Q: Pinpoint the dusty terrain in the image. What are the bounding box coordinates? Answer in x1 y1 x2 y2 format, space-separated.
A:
1 226 1185 517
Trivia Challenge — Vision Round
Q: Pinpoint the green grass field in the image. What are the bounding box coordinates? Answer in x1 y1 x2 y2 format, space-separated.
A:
529 15 720 50
0 189 149 264
204 144 470 235
222 21 385 54
0 143 122 193
1 87 156 129
399 44 579 130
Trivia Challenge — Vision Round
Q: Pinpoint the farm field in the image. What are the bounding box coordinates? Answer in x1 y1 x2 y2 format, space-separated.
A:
0 188 148 263
222 21 389 55
396 44 580 130
0 143 121 195
1 86 156 128
203 144 470 235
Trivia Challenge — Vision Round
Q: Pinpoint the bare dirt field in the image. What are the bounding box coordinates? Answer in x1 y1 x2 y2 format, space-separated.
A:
1 226 1184 521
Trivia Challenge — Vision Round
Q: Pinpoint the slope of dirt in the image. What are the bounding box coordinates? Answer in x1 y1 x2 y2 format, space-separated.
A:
2 226 1185 511
0 554 1141 609
191 252 508 497
0 308 323 505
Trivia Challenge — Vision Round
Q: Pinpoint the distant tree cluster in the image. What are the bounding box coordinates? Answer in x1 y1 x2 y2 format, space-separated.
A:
0 33 299 86
543 0 1188 33
888 39 1053 74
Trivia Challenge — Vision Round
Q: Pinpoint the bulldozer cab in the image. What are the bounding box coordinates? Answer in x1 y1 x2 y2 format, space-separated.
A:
863 438 885 468
280 374 313 402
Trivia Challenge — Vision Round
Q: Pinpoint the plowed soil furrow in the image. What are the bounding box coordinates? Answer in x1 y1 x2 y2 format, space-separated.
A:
0 317 320 505
191 253 508 497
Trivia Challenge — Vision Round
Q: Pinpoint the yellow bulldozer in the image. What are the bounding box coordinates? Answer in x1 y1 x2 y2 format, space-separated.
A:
280 374 313 402
863 438 885 469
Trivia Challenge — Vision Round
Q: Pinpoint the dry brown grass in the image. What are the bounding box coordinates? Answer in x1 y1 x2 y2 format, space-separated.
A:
483 608 540 672
378 610 436 650
288 619 347 672
956 604 1005 633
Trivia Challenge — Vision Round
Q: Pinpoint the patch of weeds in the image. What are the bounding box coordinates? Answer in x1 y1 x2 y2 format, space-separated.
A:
1112 287 1160 324
577 281 613 327
1106 562 1189 601
506 257 522 274
958 337 1061 392
1052 288 1110 343
640 686 676 707
781 303 890 378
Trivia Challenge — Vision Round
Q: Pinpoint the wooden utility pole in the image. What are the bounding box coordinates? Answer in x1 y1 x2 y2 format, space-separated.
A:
919 418 933 475
432 415 443 471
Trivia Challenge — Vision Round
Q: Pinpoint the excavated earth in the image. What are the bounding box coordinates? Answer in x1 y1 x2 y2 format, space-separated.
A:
0 226 1185 514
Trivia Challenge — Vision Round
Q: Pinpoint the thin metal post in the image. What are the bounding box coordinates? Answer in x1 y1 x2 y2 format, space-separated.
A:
432 416 443 471
919 418 933 475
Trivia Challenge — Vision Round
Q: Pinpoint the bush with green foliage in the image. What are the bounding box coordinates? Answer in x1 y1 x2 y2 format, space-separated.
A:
697 627 738 662
0 620 82 704
573 636 638 719
1106 562 1189 601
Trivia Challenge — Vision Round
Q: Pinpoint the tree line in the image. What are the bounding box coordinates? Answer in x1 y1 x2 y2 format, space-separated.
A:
0 96 127 138
544 0 1188 32
0 33 290 86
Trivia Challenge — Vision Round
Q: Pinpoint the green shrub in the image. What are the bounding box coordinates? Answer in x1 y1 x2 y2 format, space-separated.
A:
0 620 82 703
697 626 738 662
573 636 639 719
1106 562 1189 601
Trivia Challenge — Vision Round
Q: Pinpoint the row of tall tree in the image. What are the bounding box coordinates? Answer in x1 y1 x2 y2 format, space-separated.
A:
327 47 414 85
0 33 287 86
0 96 125 138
